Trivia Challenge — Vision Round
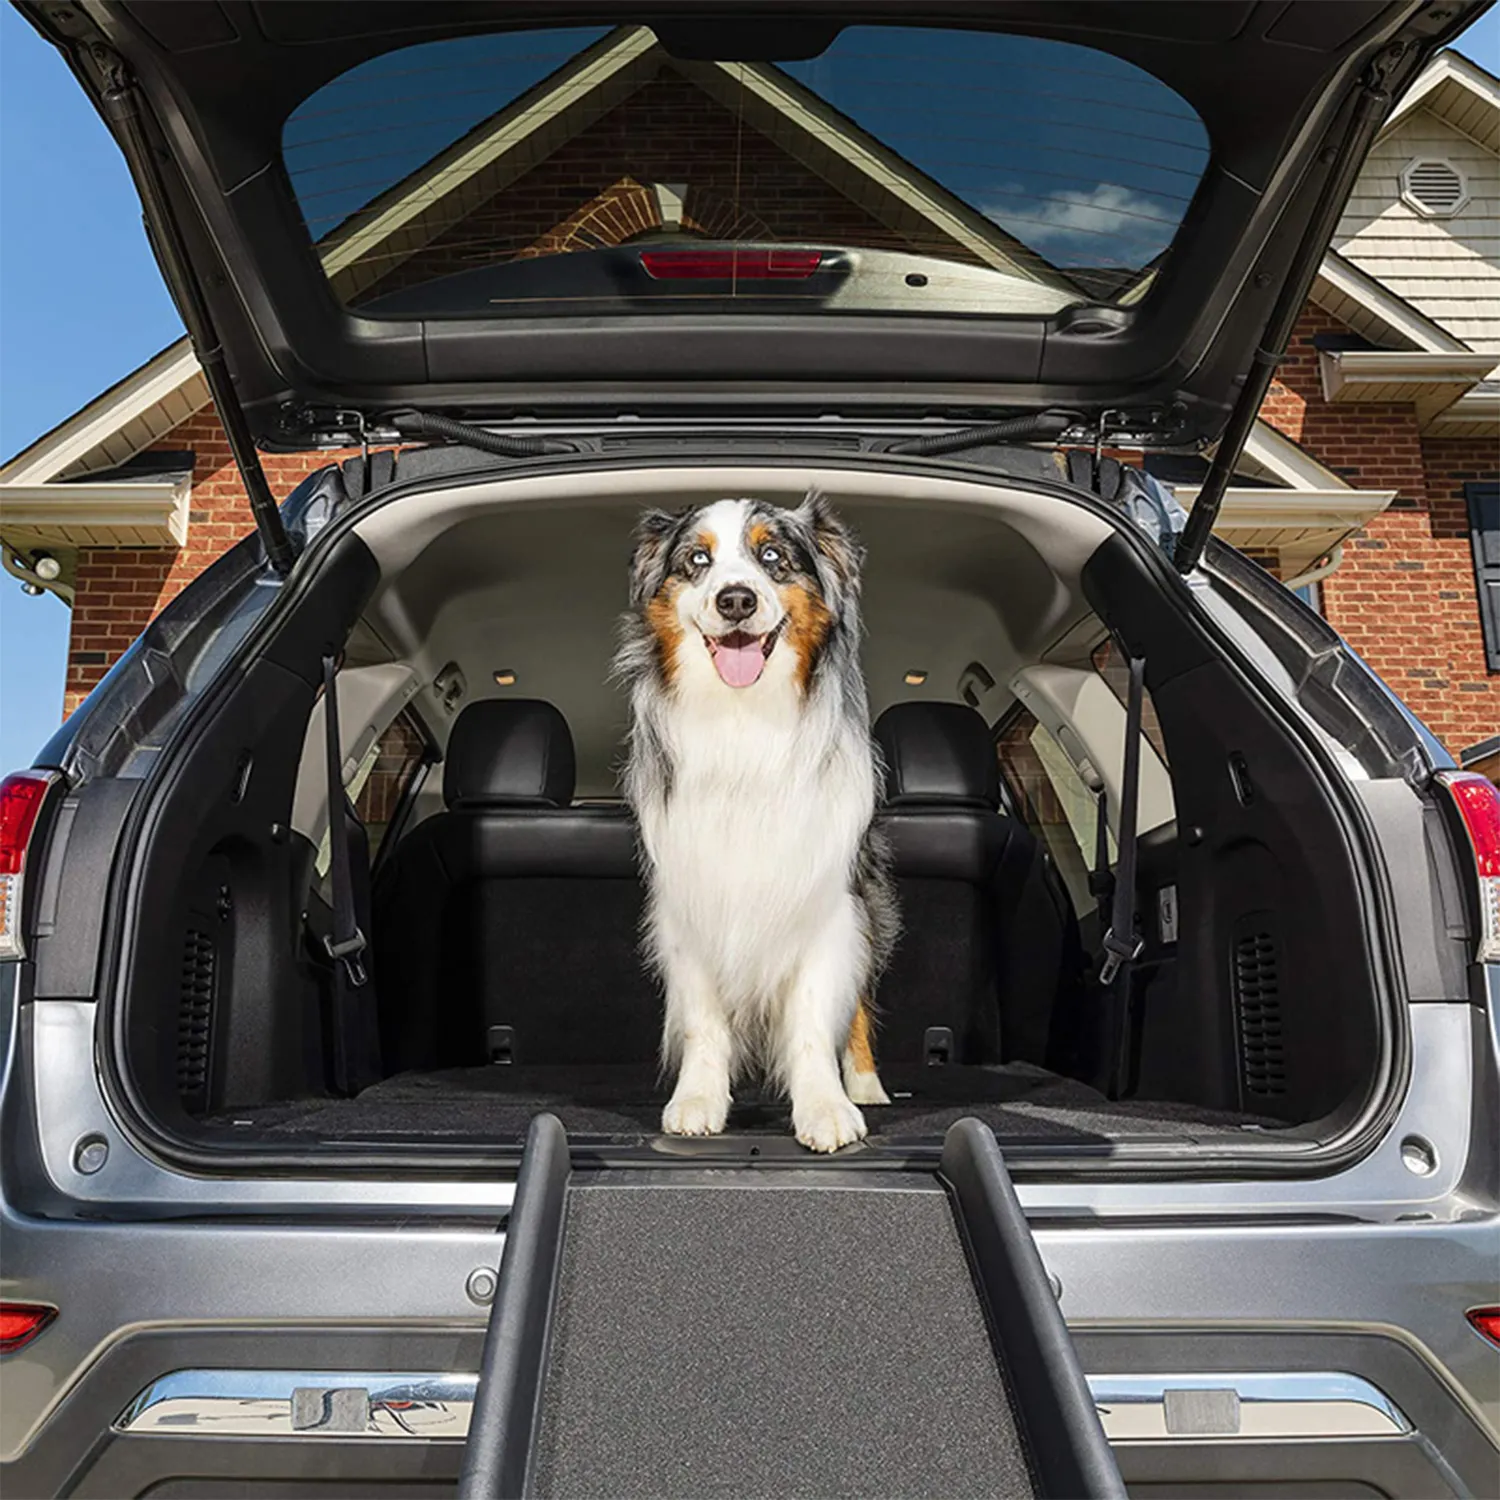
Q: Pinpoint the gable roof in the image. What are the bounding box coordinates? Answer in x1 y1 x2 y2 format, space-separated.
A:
0 341 204 486
1381 48 1500 155
1310 247 1471 352
318 24 1072 305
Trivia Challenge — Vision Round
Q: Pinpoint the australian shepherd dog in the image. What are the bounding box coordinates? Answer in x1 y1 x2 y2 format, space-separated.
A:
615 492 898 1152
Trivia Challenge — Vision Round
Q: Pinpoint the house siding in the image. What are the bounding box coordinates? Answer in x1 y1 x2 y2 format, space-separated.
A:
1335 110 1500 355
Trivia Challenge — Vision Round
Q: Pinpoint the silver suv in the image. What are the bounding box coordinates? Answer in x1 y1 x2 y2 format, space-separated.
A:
3 4 1497 1496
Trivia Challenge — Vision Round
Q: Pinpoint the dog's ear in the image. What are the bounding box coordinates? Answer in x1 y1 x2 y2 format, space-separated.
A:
795 489 863 592
628 507 686 607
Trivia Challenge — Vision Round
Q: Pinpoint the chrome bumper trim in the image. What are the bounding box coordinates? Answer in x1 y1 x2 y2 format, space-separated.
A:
115 1368 1412 1445
1086 1372 1413 1441
115 1371 479 1439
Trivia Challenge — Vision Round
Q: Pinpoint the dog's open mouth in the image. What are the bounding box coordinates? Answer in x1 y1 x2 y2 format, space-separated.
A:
705 624 781 688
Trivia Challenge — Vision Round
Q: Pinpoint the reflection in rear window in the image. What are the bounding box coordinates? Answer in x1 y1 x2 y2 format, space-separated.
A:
282 24 1208 319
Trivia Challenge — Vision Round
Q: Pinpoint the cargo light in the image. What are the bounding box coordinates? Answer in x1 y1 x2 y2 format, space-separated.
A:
0 1302 56 1355
639 249 823 280
1436 771 1500 963
0 771 57 961
1467 1308 1500 1348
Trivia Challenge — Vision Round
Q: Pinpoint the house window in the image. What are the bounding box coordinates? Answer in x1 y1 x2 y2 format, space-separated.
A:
1466 482 1500 673
1400 158 1469 217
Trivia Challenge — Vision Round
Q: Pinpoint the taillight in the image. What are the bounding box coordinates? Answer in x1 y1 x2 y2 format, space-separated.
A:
1435 770 1500 963
639 248 823 280
0 1302 56 1355
0 771 57 961
1468 1308 1500 1348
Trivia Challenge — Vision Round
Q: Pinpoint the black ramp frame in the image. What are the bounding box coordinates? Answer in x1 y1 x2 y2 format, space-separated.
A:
460 1113 570 1500
941 1117 1125 1498
460 1113 1125 1499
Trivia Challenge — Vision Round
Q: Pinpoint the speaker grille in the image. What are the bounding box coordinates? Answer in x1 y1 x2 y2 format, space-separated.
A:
1235 928 1286 1097
177 927 217 1109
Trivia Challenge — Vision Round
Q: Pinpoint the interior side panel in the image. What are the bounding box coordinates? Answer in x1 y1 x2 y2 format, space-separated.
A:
1083 536 1383 1125
119 535 379 1129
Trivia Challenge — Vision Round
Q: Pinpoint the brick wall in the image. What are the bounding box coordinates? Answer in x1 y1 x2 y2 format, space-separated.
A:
62 408 354 714
1255 308 1497 752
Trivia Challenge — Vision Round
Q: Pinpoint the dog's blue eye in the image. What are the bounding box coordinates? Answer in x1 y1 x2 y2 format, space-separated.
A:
759 545 782 567
689 548 711 569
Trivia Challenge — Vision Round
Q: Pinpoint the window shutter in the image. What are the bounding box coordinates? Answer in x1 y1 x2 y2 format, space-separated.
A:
1466 482 1500 673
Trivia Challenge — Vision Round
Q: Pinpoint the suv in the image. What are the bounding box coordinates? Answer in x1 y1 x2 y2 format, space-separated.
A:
3 5 1498 1497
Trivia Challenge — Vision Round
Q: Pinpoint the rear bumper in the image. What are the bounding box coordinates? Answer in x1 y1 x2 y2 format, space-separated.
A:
2 1204 1496 1497
4 979 1497 1495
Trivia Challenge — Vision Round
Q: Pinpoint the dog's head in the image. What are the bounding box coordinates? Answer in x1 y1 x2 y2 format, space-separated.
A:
626 492 863 693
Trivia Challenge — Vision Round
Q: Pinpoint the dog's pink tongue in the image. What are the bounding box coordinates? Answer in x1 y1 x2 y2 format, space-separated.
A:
712 636 766 688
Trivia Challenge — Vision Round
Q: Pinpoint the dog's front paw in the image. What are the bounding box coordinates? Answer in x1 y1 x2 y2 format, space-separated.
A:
793 1094 868 1153
662 1093 729 1137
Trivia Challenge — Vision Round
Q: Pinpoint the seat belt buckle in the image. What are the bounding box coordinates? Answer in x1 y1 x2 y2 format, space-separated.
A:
323 927 369 988
1098 928 1143 986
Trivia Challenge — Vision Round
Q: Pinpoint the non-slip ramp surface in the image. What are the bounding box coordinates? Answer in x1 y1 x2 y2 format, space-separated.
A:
459 1116 1123 1500
532 1180 1033 1499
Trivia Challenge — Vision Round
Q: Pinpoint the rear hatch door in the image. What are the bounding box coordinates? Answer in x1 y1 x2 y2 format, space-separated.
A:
22 1 1478 450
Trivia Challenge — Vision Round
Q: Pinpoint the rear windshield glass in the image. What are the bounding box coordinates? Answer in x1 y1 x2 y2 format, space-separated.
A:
283 24 1209 320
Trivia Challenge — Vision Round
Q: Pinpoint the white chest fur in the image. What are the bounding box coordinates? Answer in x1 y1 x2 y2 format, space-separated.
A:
639 683 874 1012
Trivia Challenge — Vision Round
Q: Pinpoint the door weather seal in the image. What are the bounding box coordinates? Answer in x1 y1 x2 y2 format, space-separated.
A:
95 50 297 576
1173 43 1408 574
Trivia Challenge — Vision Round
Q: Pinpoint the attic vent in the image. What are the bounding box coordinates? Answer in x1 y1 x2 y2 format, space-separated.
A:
1401 158 1468 217
1234 926 1286 1097
177 927 217 1110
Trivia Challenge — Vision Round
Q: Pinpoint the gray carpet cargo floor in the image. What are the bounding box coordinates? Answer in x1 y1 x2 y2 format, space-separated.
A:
209 1062 1280 1145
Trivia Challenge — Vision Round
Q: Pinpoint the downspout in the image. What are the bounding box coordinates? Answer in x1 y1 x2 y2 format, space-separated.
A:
1282 542 1345 595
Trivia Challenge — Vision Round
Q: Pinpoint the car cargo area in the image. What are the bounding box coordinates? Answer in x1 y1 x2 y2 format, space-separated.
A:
115 463 1386 1165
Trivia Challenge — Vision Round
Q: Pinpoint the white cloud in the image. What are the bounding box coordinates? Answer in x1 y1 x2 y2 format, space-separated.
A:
982 181 1175 265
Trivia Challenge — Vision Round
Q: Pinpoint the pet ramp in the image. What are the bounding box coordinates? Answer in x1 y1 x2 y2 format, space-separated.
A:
458 1114 1125 1500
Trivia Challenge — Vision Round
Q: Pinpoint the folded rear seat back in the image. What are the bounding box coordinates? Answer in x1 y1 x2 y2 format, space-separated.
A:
873 702 1085 1070
373 700 658 1072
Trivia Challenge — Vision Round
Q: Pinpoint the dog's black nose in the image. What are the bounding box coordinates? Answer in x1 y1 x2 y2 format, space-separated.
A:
715 584 758 623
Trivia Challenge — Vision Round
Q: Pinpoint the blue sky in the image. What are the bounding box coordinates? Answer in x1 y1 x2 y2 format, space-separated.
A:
1 7 1496 772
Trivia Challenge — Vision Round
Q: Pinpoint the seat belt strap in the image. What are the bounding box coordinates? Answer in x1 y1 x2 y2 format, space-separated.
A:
321 653 380 1096
322 653 368 989
1099 655 1146 986
1088 786 1113 913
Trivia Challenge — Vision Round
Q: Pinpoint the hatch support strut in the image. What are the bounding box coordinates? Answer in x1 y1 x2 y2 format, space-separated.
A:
1174 44 1407 574
97 53 296 576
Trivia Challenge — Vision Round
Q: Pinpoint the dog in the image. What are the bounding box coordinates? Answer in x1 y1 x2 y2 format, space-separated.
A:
615 491 897 1152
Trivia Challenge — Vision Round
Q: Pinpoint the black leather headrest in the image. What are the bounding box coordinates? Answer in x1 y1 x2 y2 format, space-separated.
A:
873 701 999 810
443 699 576 809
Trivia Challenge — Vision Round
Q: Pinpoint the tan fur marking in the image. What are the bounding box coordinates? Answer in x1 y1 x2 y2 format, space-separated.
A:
778 577 833 694
748 520 774 551
645 579 685 685
846 997 878 1076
